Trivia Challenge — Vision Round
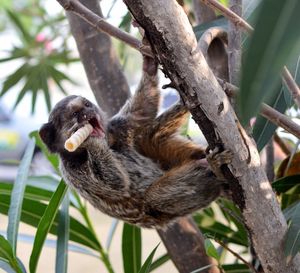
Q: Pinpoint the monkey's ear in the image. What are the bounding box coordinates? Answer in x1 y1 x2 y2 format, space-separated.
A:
39 122 57 153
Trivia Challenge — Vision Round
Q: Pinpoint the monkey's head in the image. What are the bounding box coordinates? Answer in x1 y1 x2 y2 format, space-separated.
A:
39 95 106 154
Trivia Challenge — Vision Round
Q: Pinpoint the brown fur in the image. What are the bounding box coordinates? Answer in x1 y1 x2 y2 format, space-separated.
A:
39 63 230 228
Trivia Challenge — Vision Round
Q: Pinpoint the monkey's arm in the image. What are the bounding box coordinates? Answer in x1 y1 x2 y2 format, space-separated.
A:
136 102 206 170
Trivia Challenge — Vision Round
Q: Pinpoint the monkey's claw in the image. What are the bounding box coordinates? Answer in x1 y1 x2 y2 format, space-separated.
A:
206 148 233 180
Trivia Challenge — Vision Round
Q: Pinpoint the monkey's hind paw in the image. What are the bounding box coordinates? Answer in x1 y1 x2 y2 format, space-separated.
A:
206 148 233 180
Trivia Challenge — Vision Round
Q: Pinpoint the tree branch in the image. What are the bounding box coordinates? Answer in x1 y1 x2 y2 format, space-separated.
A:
65 0 130 116
227 0 242 86
122 1 300 272
217 78 300 139
282 67 300 109
56 0 153 57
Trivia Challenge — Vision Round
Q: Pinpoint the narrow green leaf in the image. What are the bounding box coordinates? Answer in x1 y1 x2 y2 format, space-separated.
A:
283 202 300 263
106 219 119 251
239 0 300 124
0 259 17 273
0 195 101 251
0 235 24 273
138 244 159 273
122 223 142 273
30 131 59 172
272 175 300 193
29 181 67 273
6 9 32 43
7 139 35 254
149 253 169 272
40 67 51 112
253 85 289 151
55 190 70 273
193 17 227 40
0 63 29 97
204 239 220 261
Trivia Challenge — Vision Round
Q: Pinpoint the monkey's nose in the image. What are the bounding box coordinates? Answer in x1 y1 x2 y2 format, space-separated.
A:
83 114 87 120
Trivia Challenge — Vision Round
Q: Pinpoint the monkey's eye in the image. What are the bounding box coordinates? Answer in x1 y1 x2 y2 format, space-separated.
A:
84 101 91 107
72 111 79 117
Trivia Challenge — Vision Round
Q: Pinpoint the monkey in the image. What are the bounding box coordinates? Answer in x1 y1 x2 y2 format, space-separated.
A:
39 58 232 228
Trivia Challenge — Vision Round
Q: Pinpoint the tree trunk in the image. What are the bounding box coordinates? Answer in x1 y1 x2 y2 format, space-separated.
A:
122 1 300 272
65 1 218 272
66 0 130 116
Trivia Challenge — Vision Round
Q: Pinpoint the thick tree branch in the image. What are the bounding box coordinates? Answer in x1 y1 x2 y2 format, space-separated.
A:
122 1 300 272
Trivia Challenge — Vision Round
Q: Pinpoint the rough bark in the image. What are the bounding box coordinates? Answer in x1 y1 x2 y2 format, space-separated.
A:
66 0 130 116
158 217 219 273
65 1 217 271
227 0 242 86
122 0 300 272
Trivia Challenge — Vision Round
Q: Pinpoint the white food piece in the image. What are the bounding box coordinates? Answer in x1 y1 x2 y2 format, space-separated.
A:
64 123 93 152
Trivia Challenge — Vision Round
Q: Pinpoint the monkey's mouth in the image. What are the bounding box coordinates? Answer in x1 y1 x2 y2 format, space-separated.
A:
89 117 105 138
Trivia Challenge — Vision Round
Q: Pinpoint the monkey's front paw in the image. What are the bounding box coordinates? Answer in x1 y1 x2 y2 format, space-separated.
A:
206 147 233 180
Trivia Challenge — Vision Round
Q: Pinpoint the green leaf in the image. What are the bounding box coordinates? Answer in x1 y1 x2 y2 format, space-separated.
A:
204 239 220 261
119 12 132 32
55 189 70 273
239 0 300 124
193 17 227 40
283 201 300 263
40 66 51 112
106 219 119 251
0 195 101 251
29 181 67 273
138 244 159 273
0 235 24 273
122 223 142 273
7 139 35 254
149 253 169 272
222 263 250 273
30 131 59 172
253 85 290 151
0 63 29 97
272 175 300 193
194 213 248 247
6 9 32 43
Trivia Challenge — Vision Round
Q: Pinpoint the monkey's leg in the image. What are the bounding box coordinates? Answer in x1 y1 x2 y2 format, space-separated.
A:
139 103 206 170
144 149 232 218
144 161 222 218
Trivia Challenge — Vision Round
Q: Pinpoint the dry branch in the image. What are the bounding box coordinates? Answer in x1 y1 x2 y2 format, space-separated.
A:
56 0 153 57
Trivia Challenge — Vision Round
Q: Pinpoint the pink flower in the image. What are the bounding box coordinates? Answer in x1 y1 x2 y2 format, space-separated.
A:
35 33 46 43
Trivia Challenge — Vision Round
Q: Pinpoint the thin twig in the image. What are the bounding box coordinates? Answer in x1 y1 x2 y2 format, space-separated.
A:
274 133 291 156
217 78 300 140
214 239 259 273
200 0 300 113
282 67 300 109
56 0 153 57
200 0 253 33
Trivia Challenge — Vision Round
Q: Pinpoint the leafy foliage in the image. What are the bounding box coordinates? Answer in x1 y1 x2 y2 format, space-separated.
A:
239 0 300 124
0 7 78 113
